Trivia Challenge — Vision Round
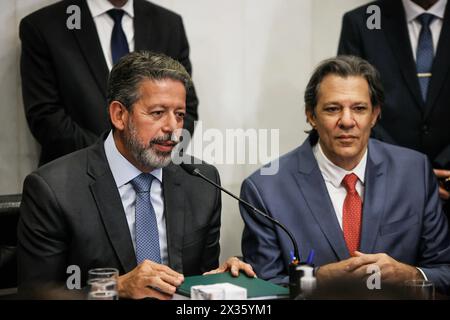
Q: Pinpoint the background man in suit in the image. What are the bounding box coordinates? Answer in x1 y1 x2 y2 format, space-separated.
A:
20 0 199 166
18 51 254 300
338 0 450 217
240 56 450 294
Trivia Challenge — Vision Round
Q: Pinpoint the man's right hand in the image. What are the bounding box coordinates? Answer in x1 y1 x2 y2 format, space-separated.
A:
117 260 184 300
315 258 366 284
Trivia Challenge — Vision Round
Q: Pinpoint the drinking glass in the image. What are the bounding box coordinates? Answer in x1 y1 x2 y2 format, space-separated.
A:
404 279 435 300
87 268 119 300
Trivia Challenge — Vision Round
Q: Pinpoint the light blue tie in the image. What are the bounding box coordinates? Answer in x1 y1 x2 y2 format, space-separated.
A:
131 173 161 264
416 13 435 102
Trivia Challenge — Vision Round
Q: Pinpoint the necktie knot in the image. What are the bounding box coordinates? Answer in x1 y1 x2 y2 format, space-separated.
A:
131 173 154 193
418 13 435 28
107 9 125 23
342 173 359 193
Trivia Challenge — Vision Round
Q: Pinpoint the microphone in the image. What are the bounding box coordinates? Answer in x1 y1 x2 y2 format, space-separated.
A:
179 162 300 265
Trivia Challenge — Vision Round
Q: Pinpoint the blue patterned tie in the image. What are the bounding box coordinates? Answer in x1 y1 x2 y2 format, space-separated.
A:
416 13 435 102
107 9 130 65
131 173 161 264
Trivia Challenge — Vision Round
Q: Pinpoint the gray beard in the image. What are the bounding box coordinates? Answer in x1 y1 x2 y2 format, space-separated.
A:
123 120 173 170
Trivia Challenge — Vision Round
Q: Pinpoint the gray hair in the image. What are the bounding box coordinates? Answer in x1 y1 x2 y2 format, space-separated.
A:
304 55 384 115
107 51 192 113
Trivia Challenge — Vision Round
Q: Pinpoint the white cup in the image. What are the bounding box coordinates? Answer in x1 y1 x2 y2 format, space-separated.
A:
87 268 119 300
404 279 435 300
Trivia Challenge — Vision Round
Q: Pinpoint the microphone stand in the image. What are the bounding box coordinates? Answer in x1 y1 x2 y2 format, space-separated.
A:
179 163 302 299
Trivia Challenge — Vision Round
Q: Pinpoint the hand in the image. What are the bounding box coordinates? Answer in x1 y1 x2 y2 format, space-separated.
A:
203 257 256 278
346 251 423 285
434 169 450 200
117 260 184 300
315 258 365 284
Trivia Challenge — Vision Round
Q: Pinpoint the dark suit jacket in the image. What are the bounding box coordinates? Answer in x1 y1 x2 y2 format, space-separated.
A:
338 0 450 170
241 137 450 294
20 0 199 166
17 134 220 293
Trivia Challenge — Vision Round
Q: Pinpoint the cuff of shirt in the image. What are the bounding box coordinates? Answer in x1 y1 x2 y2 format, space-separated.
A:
416 267 428 280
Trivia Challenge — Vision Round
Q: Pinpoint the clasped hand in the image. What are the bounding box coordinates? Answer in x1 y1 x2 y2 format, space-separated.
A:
316 251 422 285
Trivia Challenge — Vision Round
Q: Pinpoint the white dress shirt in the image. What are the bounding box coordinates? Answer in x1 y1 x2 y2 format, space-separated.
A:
104 131 168 265
402 0 447 60
313 142 367 230
86 0 135 70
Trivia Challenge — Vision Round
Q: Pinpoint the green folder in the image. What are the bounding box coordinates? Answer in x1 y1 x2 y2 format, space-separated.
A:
177 273 289 299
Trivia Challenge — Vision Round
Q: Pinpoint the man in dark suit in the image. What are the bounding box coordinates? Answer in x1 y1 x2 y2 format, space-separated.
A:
240 56 450 295
18 52 254 300
338 0 450 216
20 0 199 166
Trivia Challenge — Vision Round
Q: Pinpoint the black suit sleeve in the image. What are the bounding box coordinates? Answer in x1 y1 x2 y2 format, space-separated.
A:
17 172 69 294
19 18 98 159
172 16 199 138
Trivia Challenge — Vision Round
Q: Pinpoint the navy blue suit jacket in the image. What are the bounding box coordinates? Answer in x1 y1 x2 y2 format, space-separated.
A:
240 137 450 293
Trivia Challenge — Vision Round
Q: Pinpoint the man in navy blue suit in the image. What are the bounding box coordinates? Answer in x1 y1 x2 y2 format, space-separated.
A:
240 56 450 294
338 0 450 217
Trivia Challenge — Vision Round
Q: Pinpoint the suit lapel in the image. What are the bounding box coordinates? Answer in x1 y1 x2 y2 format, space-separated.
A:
134 0 154 51
382 0 424 110
294 139 350 261
359 140 387 253
71 0 109 96
162 164 185 273
87 138 137 273
425 1 450 118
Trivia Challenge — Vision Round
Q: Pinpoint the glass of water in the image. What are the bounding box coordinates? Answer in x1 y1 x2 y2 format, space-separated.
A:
87 268 119 300
404 279 435 300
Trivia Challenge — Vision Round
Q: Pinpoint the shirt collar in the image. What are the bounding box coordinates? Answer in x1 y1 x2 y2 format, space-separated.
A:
87 0 135 18
104 131 162 188
313 141 367 188
402 0 447 22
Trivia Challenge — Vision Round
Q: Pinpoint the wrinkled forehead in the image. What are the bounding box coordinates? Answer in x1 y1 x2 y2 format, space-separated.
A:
317 75 371 104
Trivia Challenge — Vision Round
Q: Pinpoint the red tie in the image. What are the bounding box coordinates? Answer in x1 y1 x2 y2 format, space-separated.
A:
342 173 362 254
